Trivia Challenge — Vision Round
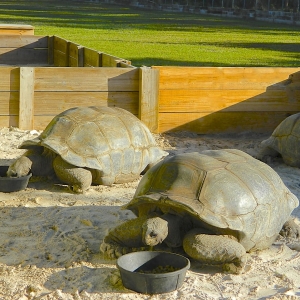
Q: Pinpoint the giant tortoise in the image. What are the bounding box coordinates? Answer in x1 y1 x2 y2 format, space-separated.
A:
260 113 300 167
7 106 167 193
100 149 299 273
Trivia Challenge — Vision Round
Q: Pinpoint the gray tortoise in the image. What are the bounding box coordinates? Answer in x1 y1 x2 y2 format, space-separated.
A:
101 149 299 273
260 113 300 167
7 106 167 193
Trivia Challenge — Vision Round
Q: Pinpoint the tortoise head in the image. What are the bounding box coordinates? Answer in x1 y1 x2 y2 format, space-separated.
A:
142 217 168 246
142 214 183 248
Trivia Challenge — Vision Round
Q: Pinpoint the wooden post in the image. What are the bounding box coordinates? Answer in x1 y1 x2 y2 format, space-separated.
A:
139 67 159 132
48 36 54 65
78 46 84 67
19 67 35 130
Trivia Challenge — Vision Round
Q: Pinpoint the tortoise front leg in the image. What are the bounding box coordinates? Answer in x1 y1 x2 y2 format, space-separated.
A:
183 229 247 274
100 216 152 259
53 156 92 193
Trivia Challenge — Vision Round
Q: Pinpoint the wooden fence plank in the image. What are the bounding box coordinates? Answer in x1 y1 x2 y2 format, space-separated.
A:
0 35 48 48
19 67 35 129
68 42 82 67
154 67 299 90
53 36 69 67
119 61 134 68
0 116 18 128
33 91 139 115
0 92 19 115
0 67 19 91
159 89 300 112
84 48 101 67
0 24 34 35
159 111 296 134
139 67 159 132
102 53 119 67
34 67 139 91
0 48 48 65
154 66 300 133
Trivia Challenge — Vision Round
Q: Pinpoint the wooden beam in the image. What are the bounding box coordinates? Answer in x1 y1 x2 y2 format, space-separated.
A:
139 67 159 132
19 67 35 130
0 24 34 35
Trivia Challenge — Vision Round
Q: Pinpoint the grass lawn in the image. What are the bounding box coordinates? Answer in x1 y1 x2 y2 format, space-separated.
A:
0 0 299 67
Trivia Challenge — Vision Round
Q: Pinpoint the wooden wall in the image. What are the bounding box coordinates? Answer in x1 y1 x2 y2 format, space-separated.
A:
153 67 300 134
0 66 141 130
1 33 300 135
0 35 48 65
0 35 133 68
50 36 133 68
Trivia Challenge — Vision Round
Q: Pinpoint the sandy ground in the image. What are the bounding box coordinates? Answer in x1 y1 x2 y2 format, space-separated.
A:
0 127 300 300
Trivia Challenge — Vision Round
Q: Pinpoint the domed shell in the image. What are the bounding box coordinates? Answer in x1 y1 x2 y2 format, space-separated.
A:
20 106 167 176
261 113 300 167
124 149 298 252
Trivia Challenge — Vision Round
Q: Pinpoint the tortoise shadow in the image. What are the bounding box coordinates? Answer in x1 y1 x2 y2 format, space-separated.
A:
44 266 129 294
0 205 135 269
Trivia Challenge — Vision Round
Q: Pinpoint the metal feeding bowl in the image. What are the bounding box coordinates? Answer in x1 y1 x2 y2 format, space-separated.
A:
0 166 31 193
117 251 190 294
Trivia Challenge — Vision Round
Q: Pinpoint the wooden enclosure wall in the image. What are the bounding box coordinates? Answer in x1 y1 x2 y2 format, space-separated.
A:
153 67 300 134
50 36 133 68
0 67 142 129
0 35 49 65
0 35 133 68
1 32 300 135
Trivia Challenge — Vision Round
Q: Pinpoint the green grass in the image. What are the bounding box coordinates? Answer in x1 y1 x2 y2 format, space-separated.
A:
0 0 299 67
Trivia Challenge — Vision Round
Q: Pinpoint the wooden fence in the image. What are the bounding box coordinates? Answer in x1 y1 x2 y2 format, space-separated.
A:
0 66 159 132
0 32 300 135
0 34 160 131
153 66 300 134
0 34 133 67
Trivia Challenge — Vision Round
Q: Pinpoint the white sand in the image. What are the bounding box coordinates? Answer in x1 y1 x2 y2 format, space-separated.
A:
0 127 300 300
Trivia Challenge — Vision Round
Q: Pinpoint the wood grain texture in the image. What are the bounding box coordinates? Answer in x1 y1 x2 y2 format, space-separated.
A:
153 67 300 134
0 48 48 65
159 89 300 112
0 116 18 128
33 91 139 115
153 67 299 90
34 67 139 91
0 92 19 115
19 67 35 129
159 111 296 134
0 24 34 35
0 35 47 48
0 67 19 91
139 67 159 132
84 48 100 67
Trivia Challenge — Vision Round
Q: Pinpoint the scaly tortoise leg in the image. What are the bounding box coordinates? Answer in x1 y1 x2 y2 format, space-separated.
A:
53 156 92 193
100 216 152 259
183 228 247 274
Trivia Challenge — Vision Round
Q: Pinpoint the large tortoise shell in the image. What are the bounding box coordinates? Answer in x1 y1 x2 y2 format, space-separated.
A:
261 113 300 167
20 106 167 177
124 149 298 251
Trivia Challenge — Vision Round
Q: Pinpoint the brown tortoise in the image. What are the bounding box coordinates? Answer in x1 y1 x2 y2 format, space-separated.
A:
7 106 167 193
101 149 299 273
